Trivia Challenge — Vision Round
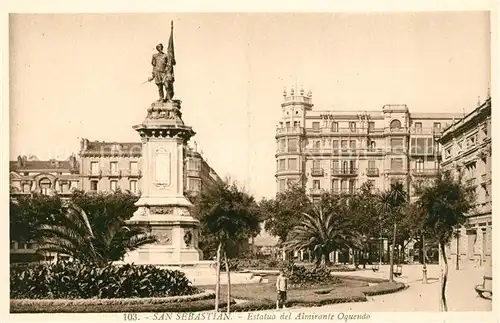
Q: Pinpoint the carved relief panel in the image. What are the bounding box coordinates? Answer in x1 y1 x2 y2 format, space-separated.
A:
151 227 173 245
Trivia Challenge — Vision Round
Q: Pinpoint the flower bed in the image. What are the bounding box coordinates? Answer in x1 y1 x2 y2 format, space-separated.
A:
10 262 199 299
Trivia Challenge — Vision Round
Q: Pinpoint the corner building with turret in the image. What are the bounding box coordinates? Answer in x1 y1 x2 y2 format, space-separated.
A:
275 87 463 204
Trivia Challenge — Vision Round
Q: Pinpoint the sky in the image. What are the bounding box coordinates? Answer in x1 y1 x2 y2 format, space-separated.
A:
9 12 491 199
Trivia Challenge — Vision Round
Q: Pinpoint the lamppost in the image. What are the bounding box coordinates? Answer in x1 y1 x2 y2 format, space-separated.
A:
455 229 460 270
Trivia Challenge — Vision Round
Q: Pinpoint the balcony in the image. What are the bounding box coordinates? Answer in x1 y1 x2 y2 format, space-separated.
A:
123 169 142 178
87 170 102 178
410 148 438 156
186 169 201 177
385 169 407 175
366 168 380 177
307 127 367 135
106 170 122 178
409 127 443 136
412 169 438 177
276 126 305 137
331 168 358 176
311 168 324 177
309 188 326 195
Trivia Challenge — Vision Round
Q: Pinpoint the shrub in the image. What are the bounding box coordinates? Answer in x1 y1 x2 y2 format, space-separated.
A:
10 262 199 299
284 263 341 287
226 299 276 312
220 259 239 272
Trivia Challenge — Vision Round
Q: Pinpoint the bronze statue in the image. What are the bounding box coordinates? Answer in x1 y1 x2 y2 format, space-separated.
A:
148 21 176 102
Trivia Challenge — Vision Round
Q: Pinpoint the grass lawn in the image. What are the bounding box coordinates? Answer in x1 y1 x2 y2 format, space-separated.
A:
199 276 368 302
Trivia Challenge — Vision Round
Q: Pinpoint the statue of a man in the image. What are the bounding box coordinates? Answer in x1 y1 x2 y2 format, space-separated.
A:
149 43 169 102
148 44 174 102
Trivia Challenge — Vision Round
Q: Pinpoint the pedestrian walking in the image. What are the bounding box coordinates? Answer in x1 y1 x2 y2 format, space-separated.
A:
276 269 288 309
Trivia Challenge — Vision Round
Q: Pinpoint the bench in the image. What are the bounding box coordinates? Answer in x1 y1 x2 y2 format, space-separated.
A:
475 276 492 299
393 264 403 277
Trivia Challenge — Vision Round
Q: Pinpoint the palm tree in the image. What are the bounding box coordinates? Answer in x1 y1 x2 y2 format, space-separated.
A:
378 182 407 282
37 201 157 265
197 179 260 313
285 202 362 267
416 171 473 311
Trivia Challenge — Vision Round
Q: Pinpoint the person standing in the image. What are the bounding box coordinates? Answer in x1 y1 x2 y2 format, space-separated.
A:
276 269 288 309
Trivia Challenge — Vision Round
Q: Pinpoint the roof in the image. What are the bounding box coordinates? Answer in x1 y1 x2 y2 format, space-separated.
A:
10 160 74 171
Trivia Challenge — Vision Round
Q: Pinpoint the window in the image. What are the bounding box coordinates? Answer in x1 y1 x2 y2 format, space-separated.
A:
341 180 348 192
110 161 118 174
293 121 299 127
90 180 98 191
23 182 31 193
349 179 356 194
332 179 339 192
312 160 321 170
331 122 338 132
390 138 404 153
288 158 297 170
445 147 452 159
313 180 320 189
332 160 339 171
390 120 401 130
312 122 320 130
414 122 422 133
415 159 424 170
279 122 283 128
433 122 441 130
285 121 290 127
130 180 137 193
279 179 286 192
391 158 403 170
426 138 434 154
368 160 376 169
279 159 286 170
368 122 375 131
39 178 51 195
279 139 286 152
457 141 463 150
341 161 349 173
130 161 138 173
367 179 375 188
349 140 356 149
110 180 118 191
349 160 356 173
60 182 67 193
370 141 376 150
411 138 426 154
288 138 298 152
349 122 356 132
314 141 320 149
332 140 339 149
341 140 348 151
90 161 99 175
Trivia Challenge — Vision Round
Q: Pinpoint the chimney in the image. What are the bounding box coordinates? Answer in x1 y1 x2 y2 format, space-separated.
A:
17 156 23 167
193 141 198 152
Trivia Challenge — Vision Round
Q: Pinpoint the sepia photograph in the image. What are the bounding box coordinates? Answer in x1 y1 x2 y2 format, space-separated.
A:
5 8 495 322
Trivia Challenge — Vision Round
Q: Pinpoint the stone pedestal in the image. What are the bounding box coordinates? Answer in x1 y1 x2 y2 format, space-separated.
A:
124 100 203 265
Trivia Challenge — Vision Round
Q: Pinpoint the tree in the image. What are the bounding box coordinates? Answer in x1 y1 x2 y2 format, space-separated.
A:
261 184 313 256
378 182 407 282
416 171 474 311
10 193 64 243
197 179 260 313
284 193 362 266
29 190 156 265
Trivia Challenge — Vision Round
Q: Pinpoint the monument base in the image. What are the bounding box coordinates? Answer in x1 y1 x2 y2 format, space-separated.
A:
123 245 202 265
125 203 203 265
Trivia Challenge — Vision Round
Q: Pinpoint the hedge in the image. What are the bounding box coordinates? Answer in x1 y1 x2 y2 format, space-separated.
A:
11 299 231 313
10 262 199 299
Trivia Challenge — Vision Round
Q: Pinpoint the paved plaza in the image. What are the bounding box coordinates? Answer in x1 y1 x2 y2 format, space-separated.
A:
206 264 492 312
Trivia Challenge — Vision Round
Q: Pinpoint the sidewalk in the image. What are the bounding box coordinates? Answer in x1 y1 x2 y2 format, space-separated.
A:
230 264 492 312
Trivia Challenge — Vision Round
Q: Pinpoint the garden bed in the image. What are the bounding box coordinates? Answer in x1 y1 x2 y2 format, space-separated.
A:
203 276 406 312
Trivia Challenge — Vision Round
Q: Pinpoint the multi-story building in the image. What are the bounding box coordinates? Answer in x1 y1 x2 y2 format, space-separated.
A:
9 155 80 263
275 87 463 202
438 96 492 268
9 140 220 264
78 138 221 196
10 155 80 196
